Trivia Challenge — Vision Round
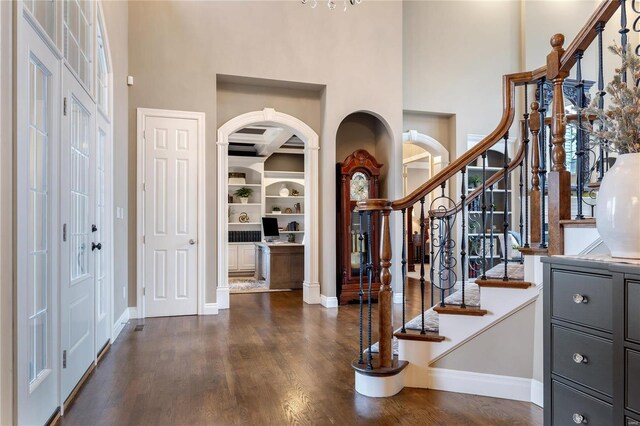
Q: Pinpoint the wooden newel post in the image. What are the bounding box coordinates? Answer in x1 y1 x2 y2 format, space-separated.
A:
378 206 394 369
529 101 542 245
546 33 571 255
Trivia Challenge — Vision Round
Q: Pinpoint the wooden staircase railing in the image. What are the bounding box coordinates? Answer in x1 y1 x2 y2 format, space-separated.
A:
352 0 624 375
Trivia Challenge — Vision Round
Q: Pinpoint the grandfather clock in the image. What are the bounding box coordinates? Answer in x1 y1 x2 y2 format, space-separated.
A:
336 149 383 304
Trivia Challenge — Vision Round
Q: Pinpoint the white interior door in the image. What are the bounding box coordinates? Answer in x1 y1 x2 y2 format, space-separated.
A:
60 66 96 400
95 112 111 354
16 22 60 426
143 114 198 318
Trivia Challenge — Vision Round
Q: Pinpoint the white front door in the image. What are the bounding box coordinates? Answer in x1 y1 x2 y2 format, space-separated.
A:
60 66 96 400
16 23 60 426
143 114 199 317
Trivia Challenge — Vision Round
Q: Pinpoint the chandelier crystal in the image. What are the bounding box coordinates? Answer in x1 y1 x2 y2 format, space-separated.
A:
301 0 362 12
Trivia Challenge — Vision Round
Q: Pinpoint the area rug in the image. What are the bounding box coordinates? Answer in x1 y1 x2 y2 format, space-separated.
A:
228 277 292 294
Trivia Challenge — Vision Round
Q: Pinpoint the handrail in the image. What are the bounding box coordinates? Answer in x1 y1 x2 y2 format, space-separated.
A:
431 121 527 219
359 0 619 213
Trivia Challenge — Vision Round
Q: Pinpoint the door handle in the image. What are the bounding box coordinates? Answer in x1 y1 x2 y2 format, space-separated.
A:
189 239 196 245
92 242 102 251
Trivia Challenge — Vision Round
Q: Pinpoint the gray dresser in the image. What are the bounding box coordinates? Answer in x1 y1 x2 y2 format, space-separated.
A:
543 257 640 426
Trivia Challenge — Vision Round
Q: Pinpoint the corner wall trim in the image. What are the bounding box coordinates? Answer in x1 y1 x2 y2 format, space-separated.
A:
393 292 403 304
427 368 535 403
320 295 338 308
203 303 219 315
530 379 544 408
128 307 138 320
112 308 130 342
217 287 230 310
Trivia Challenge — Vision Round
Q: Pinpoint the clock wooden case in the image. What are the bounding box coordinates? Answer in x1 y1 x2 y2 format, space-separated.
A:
336 149 383 305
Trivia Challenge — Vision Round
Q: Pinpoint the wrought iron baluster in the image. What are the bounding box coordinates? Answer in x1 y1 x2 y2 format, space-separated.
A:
523 85 531 248
358 210 364 364
429 213 435 308
419 196 427 334
575 50 585 219
538 79 548 248
489 184 495 268
481 152 488 280
401 208 407 334
519 163 524 264
621 0 629 84
366 210 373 370
460 168 467 309
596 21 607 181
502 134 510 281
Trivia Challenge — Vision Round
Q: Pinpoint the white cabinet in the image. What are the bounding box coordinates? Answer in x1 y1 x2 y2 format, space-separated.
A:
229 243 255 272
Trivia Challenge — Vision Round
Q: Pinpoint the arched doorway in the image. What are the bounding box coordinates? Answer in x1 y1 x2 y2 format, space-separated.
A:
216 108 320 308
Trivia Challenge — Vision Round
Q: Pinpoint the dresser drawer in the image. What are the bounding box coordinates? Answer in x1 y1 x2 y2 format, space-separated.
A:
552 325 613 396
628 416 640 426
627 349 640 414
627 281 640 344
552 380 612 426
551 270 612 332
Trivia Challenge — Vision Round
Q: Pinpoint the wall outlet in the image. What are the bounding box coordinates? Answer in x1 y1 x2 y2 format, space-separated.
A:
127 75 134 86
123 286 126 299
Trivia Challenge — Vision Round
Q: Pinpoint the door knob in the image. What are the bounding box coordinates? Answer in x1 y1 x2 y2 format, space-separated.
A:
92 242 102 251
91 224 98 232
189 239 196 245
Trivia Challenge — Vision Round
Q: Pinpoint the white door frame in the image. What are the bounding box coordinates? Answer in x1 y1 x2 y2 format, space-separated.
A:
216 108 320 308
136 108 206 318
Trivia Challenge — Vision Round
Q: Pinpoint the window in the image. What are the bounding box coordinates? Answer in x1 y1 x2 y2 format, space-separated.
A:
23 0 56 43
96 19 109 114
64 0 93 89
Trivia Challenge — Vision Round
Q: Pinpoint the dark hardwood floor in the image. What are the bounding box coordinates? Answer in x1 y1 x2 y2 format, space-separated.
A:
61 283 542 426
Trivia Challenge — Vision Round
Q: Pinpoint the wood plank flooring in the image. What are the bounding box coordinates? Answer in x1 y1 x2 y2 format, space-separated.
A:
61 283 542 425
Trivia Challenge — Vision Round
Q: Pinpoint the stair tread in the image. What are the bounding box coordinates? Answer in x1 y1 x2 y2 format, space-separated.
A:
586 181 601 189
433 305 488 316
394 329 445 342
475 278 532 289
519 246 548 255
559 218 596 228
351 355 409 377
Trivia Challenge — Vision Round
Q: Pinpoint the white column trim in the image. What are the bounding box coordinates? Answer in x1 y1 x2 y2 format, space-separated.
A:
216 108 321 308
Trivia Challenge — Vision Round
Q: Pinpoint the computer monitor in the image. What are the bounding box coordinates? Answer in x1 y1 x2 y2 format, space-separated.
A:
262 217 280 242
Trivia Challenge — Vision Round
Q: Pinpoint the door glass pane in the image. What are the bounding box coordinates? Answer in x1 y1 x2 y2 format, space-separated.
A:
96 22 109 114
70 96 91 280
96 129 105 317
64 0 93 89
23 0 56 44
27 56 50 385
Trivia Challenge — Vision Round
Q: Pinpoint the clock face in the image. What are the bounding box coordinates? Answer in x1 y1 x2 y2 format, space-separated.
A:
350 171 369 201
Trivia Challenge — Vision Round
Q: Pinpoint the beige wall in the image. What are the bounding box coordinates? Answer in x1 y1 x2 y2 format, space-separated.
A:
128 1 403 303
433 301 536 378
0 0 13 422
102 0 130 323
265 154 305 172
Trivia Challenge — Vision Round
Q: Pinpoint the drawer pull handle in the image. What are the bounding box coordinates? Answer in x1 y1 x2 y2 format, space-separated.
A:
573 413 587 424
573 294 588 304
573 353 588 364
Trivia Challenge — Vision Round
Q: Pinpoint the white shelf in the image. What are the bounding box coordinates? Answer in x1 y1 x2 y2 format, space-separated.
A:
266 213 304 216
265 196 304 199
229 222 261 225
264 170 305 179
279 230 305 234
229 203 261 206
228 183 262 187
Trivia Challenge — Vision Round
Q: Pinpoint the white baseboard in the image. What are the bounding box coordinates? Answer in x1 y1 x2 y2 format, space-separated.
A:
320 295 338 308
530 379 544 407
217 286 230 310
128 307 138 319
203 302 219 315
112 308 130 342
303 281 321 304
428 368 534 402
393 292 403 304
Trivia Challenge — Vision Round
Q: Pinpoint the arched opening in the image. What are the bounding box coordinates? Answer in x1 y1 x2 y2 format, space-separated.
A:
216 109 320 308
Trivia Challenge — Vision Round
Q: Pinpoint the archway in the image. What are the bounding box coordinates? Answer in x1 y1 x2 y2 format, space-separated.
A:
216 108 320 308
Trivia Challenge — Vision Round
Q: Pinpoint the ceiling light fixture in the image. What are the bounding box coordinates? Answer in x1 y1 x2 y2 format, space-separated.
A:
301 0 362 12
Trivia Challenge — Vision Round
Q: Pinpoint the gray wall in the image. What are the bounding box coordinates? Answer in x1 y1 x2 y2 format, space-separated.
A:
128 0 403 303
432 301 536 378
102 0 130 321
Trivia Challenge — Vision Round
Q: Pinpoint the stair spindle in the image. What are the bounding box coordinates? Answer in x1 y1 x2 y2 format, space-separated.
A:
481 152 488 280
489 184 495 268
502 134 510 281
523 85 531 248
538 79 548 248
419 196 427 334
621 0 629 83
401 208 407 334
366 210 373 370
460 167 467 309
358 210 364 365
575 50 586 220
596 21 607 181
429 213 436 308
519 162 524 264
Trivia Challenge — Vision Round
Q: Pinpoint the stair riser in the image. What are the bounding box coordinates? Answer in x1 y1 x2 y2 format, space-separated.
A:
523 255 544 285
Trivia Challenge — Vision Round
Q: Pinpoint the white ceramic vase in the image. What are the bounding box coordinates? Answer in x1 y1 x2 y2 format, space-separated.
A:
595 152 640 259
240 197 249 204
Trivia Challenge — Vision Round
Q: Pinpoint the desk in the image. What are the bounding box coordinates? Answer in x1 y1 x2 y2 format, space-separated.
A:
254 242 304 289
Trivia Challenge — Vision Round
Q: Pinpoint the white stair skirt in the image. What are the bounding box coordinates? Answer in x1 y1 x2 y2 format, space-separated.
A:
354 370 406 397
